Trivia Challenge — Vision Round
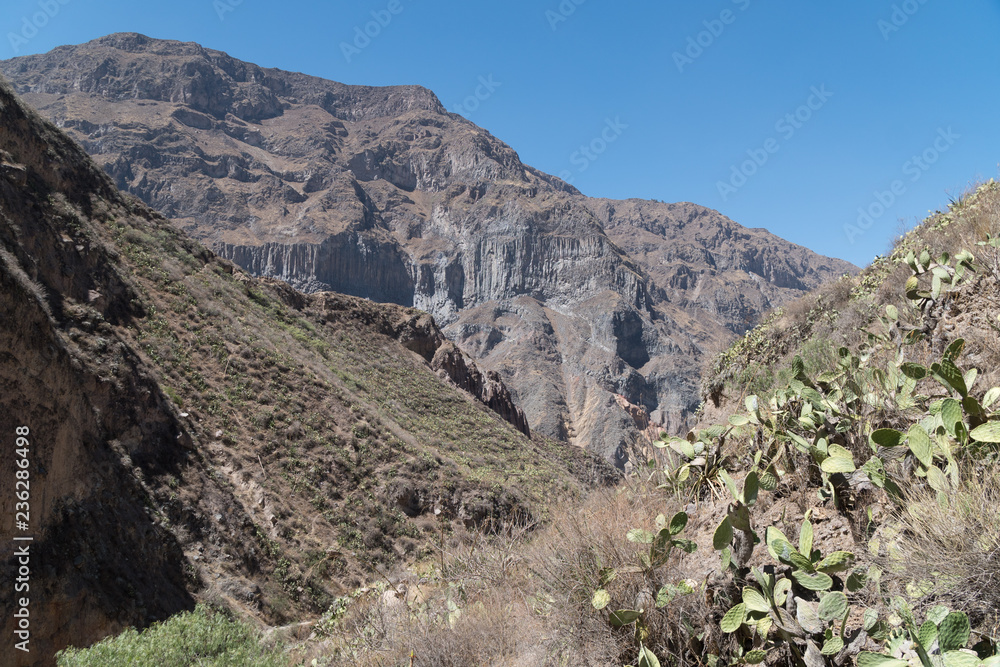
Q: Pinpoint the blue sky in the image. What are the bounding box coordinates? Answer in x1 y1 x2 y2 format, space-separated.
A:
3 0 1000 267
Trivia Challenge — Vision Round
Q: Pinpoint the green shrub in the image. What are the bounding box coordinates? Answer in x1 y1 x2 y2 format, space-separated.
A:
56 604 284 667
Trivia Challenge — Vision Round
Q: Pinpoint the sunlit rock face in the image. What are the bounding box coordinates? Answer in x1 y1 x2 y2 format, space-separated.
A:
2 33 855 461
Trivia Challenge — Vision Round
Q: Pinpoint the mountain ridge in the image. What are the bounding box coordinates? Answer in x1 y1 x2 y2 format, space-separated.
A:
0 33 856 461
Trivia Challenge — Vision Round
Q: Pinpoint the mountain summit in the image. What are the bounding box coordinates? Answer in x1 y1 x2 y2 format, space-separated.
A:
0 34 856 461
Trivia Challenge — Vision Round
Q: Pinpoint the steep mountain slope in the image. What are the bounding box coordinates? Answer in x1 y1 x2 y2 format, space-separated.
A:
0 33 856 461
699 180 1000 427
0 78 608 666
61 183 1000 667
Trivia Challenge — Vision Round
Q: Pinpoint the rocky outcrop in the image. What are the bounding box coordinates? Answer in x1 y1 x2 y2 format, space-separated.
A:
218 236 415 303
307 290 530 436
430 342 531 437
590 199 855 334
0 247 196 666
0 34 857 462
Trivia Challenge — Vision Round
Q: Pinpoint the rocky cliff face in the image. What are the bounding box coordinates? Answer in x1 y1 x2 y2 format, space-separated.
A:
1 34 856 462
0 81 198 664
590 199 854 334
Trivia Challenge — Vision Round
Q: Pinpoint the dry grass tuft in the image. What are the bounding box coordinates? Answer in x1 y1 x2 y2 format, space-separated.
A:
303 483 728 666
882 466 1000 637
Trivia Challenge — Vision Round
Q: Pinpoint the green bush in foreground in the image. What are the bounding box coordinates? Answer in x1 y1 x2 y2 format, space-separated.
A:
56 604 285 667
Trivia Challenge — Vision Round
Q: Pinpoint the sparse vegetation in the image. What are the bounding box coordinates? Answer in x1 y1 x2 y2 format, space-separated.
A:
104 208 596 606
